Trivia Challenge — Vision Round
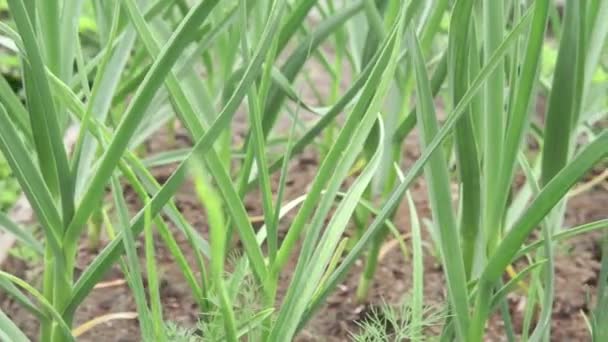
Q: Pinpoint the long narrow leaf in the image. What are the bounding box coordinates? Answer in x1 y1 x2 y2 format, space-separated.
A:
410 28 469 339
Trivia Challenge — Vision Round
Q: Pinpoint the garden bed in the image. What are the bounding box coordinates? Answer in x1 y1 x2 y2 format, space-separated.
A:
1 123 605 341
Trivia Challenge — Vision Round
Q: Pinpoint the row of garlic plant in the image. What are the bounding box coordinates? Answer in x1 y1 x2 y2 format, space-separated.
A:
0 0 607 341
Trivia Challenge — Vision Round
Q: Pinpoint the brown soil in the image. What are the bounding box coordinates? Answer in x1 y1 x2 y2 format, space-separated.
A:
1 122 606 341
